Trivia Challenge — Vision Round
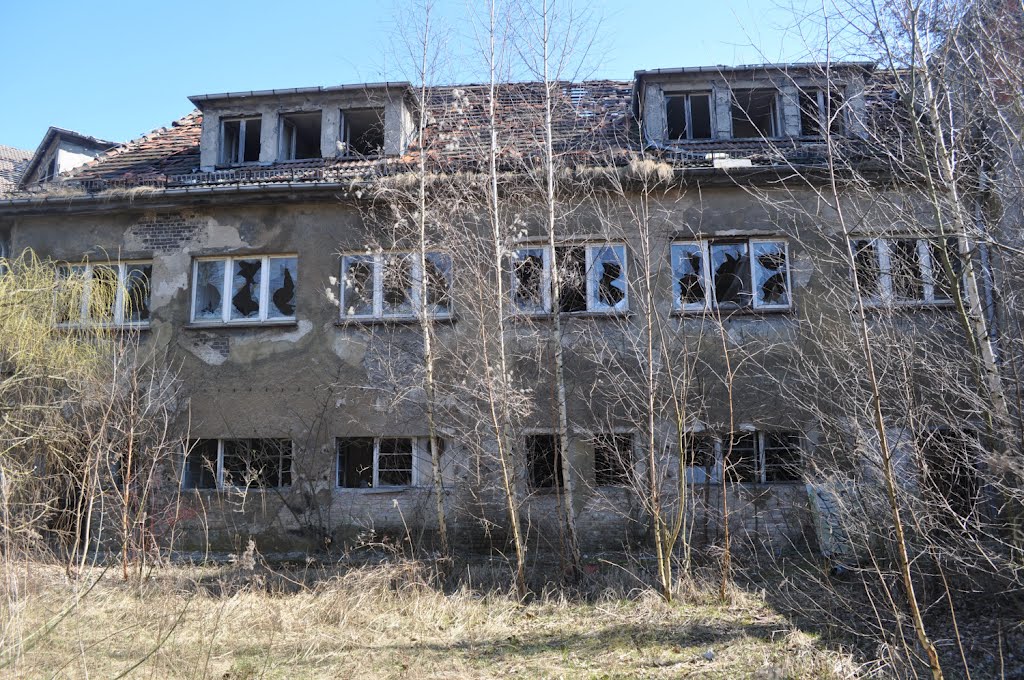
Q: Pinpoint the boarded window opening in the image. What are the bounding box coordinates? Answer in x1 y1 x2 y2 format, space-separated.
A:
344 109 385 156
666 93 713 140
280 111 322 160
594 433 632 486
221 117 262 165
731 89 781 138
527 434 563 489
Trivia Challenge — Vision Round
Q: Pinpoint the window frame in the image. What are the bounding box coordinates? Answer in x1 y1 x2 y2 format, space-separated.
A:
182 438 293 491
278 110 323 161
799 87 847 137
592 431 634 487
671 238 792 313
684 429 803 485
850 236 963 307
220 116 263 166
509 242 629 316
335 436 435 490
729 88 783 140
190 254 298 325
665 91 715 141
56 260 153 328
339 251 453 321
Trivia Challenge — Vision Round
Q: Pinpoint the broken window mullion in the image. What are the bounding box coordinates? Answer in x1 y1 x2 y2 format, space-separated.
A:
221 258 232 323
258 256 270 321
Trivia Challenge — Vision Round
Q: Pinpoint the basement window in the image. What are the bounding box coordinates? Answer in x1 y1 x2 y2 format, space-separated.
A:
799 88 845 137
671 239 790 312
183 439 292 490
336 436 439 489
721 430 802 484
280 111 322 160
191 255 297 324
527 434 563 490
221 116 262 165
343 108 385 156
593 433 632 486
56 261 152 327
850 237 962 306
510 243 628 315
340 252 452 320
666 92 713 141
730 89 782 139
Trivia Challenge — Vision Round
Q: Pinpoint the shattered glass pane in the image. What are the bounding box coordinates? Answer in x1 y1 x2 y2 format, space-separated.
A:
671 243 706 309
382 255 413 316
88 265 118 323
723 432 758 483
556 246 587 313
338 437 375 488
852 240 881 300
341 255 374 316
377 438 413 486
752 241 789 307
424 253 452 313
590 244 627 311
194 260 225 321
124 264 151 323
889 239 924 301
184 439 218 489
930 238 961 302
512 248 546 312
268 257 297 319
230 259 262 320
710 243 751 306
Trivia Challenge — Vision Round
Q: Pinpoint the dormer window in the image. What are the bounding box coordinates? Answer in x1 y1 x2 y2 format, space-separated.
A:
665 93 713 141
221 117 262 165
799 88 846 137
731 89 781 139
280 111 322 160
343 109 385 156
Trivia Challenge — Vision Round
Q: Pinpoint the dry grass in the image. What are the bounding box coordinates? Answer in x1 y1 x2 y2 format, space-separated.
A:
1 559 862 679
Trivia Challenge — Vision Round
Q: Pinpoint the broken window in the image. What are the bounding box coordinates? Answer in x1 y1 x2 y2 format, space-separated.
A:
917 428 981 522
593 433 632 486
191 255 297 324
511 243 629 315
343 108 385 156
280 111 322 160
336 436 439 489
56 261 153 327
339 252 453 320
673 239 789 312
221 116 262 165
730 89 781 139
798 88 845 137
183 438 292 490
849 237 963 306
526 433 563 490
695 430 802 484
665 92 714 141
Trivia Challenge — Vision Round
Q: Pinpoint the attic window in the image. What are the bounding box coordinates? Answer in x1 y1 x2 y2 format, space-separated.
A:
280 111 322 160
343 109 385 156
666 93 713 141
221 117 262 165
730 89 781 139
799 88 845 136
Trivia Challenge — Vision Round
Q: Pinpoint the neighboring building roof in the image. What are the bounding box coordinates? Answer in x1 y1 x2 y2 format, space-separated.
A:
0 145 33 194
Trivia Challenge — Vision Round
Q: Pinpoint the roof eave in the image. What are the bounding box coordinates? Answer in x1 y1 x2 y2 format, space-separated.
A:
188 82 414 107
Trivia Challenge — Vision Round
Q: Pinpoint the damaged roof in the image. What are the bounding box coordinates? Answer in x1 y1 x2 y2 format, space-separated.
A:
0 145 33 195
10 69 899 198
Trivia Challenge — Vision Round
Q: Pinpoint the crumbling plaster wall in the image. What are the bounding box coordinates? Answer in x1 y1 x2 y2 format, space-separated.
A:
3 181 931 555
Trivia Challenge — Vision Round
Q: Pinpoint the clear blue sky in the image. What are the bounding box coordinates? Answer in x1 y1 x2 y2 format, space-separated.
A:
0 0 830 151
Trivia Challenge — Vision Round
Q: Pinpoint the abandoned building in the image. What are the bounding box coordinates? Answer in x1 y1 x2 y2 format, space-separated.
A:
0 61 982 557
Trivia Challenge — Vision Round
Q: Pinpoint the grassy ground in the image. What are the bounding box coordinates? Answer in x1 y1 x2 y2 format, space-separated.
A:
0 558 862 679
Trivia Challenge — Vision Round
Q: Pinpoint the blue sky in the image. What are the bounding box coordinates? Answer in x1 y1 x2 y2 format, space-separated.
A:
1 0 829 151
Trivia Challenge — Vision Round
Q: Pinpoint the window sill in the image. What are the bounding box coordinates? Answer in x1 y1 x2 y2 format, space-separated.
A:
184 320 299 330
671 307 793 319
510 311 632 321
335 316 456 327
857 301 957 312
335 486 426 494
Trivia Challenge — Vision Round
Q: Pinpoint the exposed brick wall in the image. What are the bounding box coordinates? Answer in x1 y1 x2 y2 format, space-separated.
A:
129 212 203 253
